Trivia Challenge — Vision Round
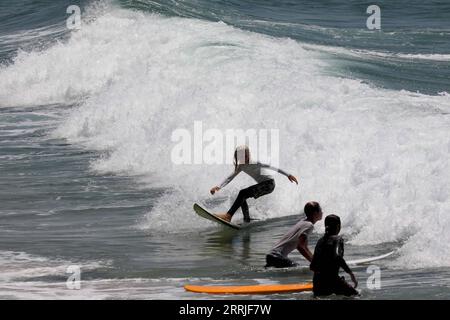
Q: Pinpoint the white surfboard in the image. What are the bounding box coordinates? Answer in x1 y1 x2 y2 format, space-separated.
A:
347 250 395 265
193 203 242 230
263 250 396 272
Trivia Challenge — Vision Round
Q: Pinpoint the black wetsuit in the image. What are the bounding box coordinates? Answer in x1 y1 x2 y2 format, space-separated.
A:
219 162 288 222
227 179 275 222
310 235 358 297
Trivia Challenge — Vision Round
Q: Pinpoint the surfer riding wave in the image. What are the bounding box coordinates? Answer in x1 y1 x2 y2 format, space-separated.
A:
210 145 298 223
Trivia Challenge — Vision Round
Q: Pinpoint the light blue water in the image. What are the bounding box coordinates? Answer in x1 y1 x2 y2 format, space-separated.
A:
0 0 449 299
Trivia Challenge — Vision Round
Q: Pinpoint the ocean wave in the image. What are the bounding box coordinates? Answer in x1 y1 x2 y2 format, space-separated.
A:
301 43 450 62
0 250 109 282
0 250 208 299
0 2 449 269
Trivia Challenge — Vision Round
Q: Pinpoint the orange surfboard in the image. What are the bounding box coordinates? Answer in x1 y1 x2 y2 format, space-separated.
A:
184 283 313 295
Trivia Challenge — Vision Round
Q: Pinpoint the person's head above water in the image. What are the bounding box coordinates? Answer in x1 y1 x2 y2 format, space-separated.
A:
234 145 250 170
304 201 323 224
324 214 341 236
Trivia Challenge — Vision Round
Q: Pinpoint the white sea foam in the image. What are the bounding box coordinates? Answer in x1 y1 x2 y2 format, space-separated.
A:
301 43 450 62
0 250 209 299
0 250 108 283
0 2 449 268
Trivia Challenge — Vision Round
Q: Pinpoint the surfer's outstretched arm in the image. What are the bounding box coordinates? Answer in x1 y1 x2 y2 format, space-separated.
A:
258 162 298 184
210 169 240 195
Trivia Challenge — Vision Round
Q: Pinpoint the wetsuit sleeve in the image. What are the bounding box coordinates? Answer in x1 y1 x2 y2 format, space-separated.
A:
338 256 352 274
310 255 318 271
258 162 291 177
336 238 352 273
309 240 321 271
218 169 240 189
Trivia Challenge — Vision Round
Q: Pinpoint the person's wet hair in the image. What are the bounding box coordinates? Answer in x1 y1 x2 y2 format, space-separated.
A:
233 145 250 171
304 201 322 219
324 214 341 236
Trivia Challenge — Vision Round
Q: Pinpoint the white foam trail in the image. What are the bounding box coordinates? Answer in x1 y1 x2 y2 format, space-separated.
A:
301 43 450 62
0 250 108 283
0 24 65 45
381 52 450 61
244 21 450 62
0 250 209 299
1 2 449 268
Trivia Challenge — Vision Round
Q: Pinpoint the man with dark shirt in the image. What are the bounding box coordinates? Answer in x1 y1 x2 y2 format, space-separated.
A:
310 214 358 297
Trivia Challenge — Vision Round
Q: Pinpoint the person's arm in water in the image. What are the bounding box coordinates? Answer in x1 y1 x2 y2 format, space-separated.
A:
309 239 321 272
258 162 298 184
210 168 240 195
338 256 358 288
297 234 313 262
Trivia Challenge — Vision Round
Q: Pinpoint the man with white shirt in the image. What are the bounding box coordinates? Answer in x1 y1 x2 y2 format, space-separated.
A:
265 201 323 268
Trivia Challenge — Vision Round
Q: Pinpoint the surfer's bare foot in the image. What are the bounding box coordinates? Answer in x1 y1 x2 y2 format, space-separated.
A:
215 213 232 222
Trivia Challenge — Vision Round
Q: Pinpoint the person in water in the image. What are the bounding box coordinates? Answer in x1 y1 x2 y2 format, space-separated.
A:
210 145 298 223
265 201 323 268
310 214 358 297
